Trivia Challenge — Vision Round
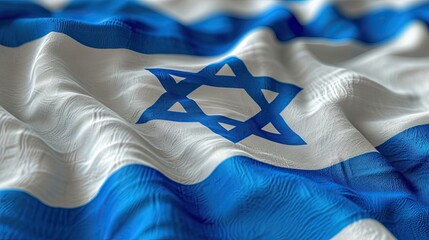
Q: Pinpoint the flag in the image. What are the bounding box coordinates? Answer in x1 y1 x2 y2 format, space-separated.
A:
0 0 428 239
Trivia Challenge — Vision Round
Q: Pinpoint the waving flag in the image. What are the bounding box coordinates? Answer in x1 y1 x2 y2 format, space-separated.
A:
1 0 429 239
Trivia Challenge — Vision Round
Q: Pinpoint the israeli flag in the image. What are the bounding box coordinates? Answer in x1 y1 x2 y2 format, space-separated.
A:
0 0 428 239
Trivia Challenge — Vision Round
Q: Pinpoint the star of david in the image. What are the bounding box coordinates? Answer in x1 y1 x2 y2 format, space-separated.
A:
137 57 305 145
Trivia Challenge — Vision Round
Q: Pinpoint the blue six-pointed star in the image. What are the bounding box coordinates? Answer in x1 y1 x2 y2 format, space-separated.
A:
137 57 305 145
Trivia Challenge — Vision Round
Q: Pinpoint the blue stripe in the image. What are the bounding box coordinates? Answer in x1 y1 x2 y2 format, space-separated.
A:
1 1 429 55
1 124 429 239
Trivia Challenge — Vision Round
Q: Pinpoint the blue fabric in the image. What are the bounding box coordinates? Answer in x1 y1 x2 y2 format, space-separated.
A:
1 1 429 239
0 1 428 55
0 124 428 239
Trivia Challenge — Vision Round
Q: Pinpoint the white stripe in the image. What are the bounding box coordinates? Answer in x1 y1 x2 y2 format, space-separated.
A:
285 0 424 24
332 219 396 240
282 0 328 24
140 0 280 23
33 0 69 10
142 0 425 24
333 0 424 17
1 24 429 207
